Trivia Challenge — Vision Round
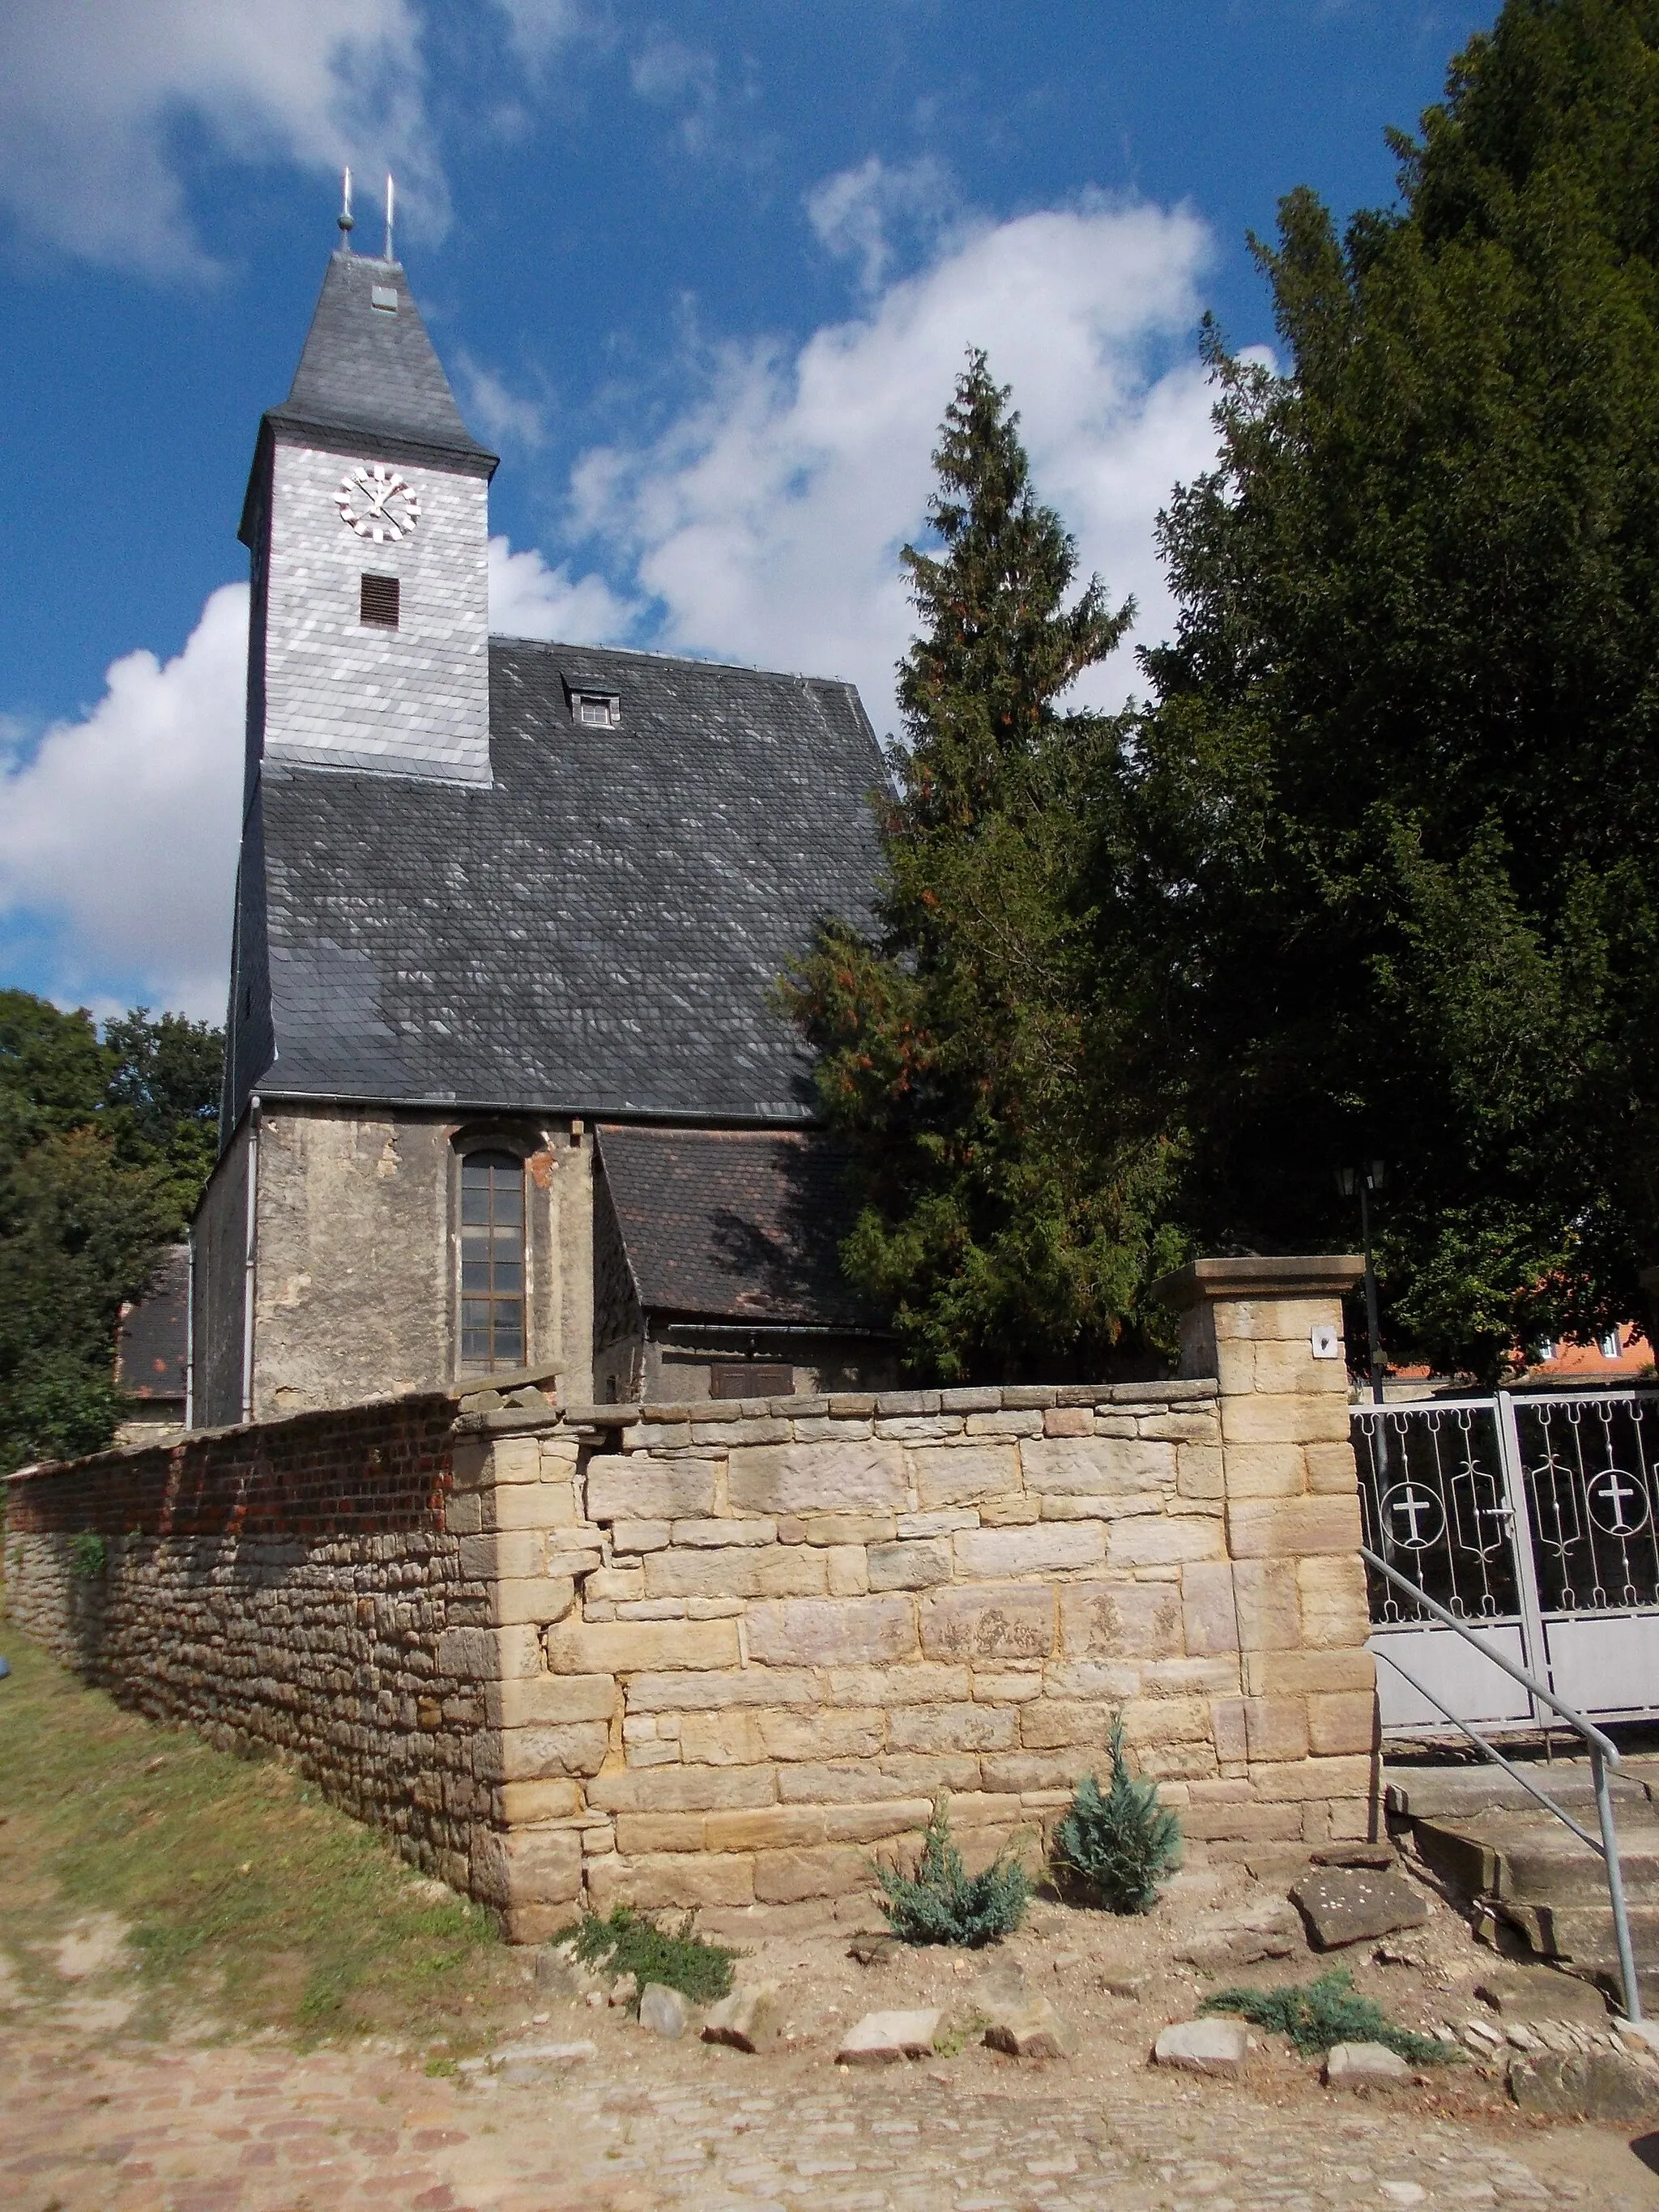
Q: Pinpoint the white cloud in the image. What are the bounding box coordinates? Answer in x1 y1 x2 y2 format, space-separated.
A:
495 0 590 66
806 155 960 295
457 352 550 452
566 194 1226 737
488 535 637 644
0 0 441 273
629 32 721 153
0 585 247 1018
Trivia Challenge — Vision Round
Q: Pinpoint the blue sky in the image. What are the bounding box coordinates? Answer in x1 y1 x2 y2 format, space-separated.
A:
0 0 1493 1019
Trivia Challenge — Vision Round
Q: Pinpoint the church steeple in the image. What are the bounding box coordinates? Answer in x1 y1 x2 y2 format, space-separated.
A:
267 249 494 468
236 235 497 791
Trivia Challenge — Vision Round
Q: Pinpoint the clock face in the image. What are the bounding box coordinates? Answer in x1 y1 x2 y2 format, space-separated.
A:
336 462 420 543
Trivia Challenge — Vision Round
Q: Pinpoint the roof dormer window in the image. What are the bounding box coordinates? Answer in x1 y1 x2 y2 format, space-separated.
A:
573 691 621 729
371 284 399 313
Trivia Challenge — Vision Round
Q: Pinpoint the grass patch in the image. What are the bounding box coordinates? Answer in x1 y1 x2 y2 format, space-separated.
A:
0 1620 510 2045
558 1906 737 2010
1201 1967 1457 2063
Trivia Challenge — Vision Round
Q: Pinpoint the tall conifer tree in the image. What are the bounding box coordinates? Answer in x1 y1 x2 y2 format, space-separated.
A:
784 353 1179 1380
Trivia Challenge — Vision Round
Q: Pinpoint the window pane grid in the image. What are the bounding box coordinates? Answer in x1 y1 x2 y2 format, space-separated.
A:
459 1151 526 1373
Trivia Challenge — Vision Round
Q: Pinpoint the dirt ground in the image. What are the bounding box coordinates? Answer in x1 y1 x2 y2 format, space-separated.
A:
7 1835 1659 2210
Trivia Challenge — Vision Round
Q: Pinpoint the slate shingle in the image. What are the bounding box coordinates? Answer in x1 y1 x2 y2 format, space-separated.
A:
237 637 887 1121
596 1125 868 1325
115 1246 190 1400
266 251 494 467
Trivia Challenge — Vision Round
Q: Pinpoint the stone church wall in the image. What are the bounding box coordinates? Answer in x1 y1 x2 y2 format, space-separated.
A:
192 1117 251 1428
192 1106 597 1424
10 1261 1374 1941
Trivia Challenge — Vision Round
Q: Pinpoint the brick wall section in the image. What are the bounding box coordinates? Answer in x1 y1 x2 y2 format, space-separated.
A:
3 1395 504 1896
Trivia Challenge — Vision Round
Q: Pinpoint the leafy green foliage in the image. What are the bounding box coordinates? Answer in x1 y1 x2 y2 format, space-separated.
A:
559 1904 737 2010
783 352 1183 1381
68 1531 108 1579
1050 1715 1182 1912
1202 1968 1456 2063
875 1794 1031 1947
0 991 221 1470
1120 0 1659 1375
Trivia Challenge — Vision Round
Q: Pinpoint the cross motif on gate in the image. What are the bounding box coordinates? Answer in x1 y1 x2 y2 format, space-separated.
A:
1390 1485 1438 1547
1588 1468 1644 1536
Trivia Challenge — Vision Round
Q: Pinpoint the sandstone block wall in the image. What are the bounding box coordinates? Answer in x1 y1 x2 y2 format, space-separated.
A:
450 1331 1375 1937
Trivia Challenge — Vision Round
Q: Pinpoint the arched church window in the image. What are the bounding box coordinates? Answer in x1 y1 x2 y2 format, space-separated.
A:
459 1150 525 1370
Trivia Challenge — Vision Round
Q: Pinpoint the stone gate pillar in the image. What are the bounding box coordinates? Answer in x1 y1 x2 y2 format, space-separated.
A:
1154 1255 1378 1843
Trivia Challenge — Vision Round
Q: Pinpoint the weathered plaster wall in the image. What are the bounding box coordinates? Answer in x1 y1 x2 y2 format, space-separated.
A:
192 1119 251 1429
237 1107 595 1421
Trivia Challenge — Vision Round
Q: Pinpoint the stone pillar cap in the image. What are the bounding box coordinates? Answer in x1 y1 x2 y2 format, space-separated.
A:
1154 1254 1365 1311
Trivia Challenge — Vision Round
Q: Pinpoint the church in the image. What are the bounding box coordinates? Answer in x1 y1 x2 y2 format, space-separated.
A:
189 229 893 1424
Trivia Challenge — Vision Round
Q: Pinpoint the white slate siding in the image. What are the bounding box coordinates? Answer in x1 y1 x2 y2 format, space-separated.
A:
262 441 491 784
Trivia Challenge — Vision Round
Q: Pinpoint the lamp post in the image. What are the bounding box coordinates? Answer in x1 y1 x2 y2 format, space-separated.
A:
1337 1161 1388 1404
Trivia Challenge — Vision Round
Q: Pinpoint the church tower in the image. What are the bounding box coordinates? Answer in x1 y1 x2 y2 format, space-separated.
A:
237 212 498 791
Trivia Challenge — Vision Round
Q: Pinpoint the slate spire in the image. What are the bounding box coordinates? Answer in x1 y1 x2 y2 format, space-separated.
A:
266 249 494 467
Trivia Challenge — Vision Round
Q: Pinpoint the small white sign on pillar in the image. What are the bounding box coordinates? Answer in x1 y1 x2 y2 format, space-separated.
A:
1310 1323 1341 1361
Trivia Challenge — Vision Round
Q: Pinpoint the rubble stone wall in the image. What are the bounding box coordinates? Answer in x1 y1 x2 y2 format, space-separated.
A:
2 1396 505 1898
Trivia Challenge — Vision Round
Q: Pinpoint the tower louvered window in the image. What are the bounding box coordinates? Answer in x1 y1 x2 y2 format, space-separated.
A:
360 573 400 628
459 1151 525 1370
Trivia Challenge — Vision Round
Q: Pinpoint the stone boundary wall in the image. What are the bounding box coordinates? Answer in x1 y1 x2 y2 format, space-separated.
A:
5 1259 1376 1940
454 1289 1376 1937
2 1396 510 1899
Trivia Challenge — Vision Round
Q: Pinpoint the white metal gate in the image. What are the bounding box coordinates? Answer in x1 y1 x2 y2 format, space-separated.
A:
1354 1389 1659 1736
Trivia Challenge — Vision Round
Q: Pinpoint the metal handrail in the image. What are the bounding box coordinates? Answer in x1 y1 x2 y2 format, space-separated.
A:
1362 1541 1643 2022
1361 1544 1619 1757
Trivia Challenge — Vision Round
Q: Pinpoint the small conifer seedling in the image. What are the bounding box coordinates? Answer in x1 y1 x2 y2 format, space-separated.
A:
1051 1713 1181 1912
876 1796 1030 1947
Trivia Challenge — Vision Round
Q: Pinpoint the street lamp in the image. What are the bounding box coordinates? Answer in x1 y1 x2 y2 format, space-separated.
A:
1337 1161 1387 1404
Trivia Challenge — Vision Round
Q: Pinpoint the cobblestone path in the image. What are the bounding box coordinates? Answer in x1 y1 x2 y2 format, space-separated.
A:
5 2025 1655 2212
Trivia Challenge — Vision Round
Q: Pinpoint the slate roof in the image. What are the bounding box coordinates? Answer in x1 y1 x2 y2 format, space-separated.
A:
597 1125 871 1327
237 639 887 1122
263 251 495 469
115 1246 190 1402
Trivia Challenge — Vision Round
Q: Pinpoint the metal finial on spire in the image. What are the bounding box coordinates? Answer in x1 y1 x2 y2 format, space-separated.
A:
384 173 395 262
338 167 354 247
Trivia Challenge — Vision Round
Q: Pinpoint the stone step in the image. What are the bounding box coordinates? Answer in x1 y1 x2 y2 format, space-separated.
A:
1495 1899 1659 1965
1384 1757 1659 1822
1411 1813 1659 1908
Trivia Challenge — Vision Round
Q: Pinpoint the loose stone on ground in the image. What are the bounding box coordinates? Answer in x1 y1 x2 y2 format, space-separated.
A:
1508 2048 1659 2124
1175 1892 1305 1970
702 1983 785 2052
638 1981 692 2039
1153 2016 1249 2073
1291 1866 1433 1950
837 2009 942 2065
1324 2040 1412 2087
